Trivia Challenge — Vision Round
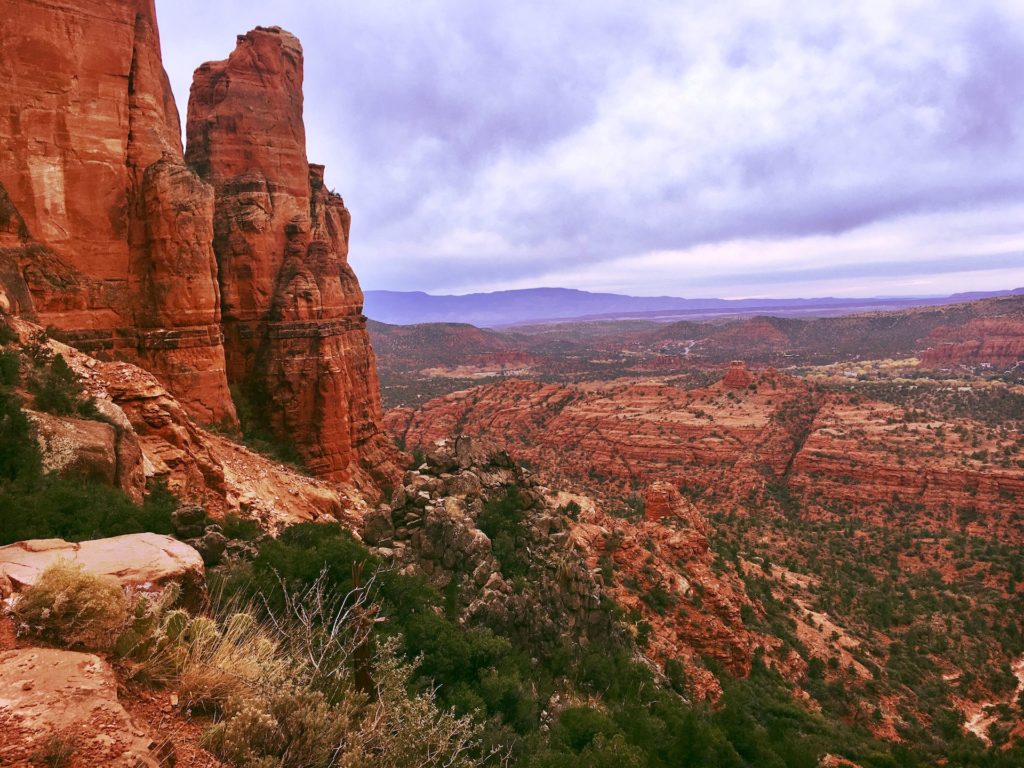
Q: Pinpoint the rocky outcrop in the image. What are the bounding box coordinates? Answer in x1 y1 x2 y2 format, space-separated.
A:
644 481 703 528
7 265 357 531
572 483 764 700
722 360 754 389
387 370 816 500
0 533 205 605
787 395 1024 536
82 353 351 527
0 648 163 766
185 26 399 489
390 367 1024 540
364 436 611 648
26 408 146 502
0 0 236 425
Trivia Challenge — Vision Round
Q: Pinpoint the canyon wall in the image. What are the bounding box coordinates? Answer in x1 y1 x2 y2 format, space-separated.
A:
0 0 234 424
388 367 1024 541
0 2 397 490
185 27 399 486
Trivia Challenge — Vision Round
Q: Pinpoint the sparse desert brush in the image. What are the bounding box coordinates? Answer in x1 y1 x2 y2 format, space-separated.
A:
137 603 294 711
345 637 483 768
186 569 486 767
13 560 128 649
29 729 77 767
202 637 483 768
201 680 359 767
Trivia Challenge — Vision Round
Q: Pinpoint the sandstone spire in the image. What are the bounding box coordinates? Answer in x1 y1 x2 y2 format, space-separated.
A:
186 27 400 487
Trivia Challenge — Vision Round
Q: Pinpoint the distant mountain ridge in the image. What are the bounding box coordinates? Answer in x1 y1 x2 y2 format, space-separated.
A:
364 286 1024 327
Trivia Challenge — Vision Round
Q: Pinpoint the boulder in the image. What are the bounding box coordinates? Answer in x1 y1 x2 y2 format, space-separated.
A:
0 533 205 606
171 504 208 539
363 506 396 546
189 529 228 566
0 648 160 766
27 410 120 488
27 408 147 502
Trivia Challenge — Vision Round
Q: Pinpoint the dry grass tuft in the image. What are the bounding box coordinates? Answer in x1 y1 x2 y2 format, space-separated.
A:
29 730 77 767
136 603 293 712
13 560 127 649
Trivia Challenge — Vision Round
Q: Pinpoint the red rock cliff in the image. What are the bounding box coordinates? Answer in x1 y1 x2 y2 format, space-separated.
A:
0 0 236 424
186 27 400 487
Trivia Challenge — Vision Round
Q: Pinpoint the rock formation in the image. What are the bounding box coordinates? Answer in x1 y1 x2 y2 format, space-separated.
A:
0 2 397 492
919 318 1024 369
0 648 164 766
5 317 355 527
26 408 146 502
388 368 1024 541
722 360 754 389
185 26 399 487
0 0 235 425
0 533 205 605
363 436 612 649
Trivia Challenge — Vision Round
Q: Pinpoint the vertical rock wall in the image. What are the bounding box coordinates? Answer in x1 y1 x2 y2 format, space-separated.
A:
0 3 398 491
186 27 399 487
0 0 236 425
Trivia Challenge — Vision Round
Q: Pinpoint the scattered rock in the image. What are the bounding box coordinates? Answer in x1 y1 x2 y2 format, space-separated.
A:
189 529 228 567
171 504 208 540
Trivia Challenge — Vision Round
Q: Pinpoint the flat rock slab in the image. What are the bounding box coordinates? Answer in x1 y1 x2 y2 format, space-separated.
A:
0 647 159 766
0 533 204 605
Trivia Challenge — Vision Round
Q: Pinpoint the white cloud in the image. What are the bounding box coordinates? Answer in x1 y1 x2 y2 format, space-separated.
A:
156 0 1024 297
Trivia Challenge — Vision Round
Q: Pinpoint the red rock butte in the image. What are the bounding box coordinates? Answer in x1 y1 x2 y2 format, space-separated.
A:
722 360 754 389
0 2 398 490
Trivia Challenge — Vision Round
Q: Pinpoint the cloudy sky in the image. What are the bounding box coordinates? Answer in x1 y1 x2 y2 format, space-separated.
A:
156 0 1024 298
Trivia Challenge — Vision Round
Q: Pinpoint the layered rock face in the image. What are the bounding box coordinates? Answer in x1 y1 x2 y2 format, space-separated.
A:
1 3 397 492
0 0 235 425
919 318 1024 369
388 367 1024 540
387 370 816 499
6 317 354 528
186 27 399 486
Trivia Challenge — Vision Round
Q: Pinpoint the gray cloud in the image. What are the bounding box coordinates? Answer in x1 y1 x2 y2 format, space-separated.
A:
156 0 1024 297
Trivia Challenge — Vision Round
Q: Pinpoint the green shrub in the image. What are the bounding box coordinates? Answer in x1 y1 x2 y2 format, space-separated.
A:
554 707 621 752
0 321 17 345
477 485 530 579
0 389 38 482
202 682 350 768
14 561 128 649
29 354 83 416
0 349 19 386
221 513 263 541
29 730 77 768
0 477 177 545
